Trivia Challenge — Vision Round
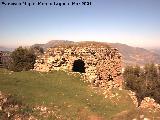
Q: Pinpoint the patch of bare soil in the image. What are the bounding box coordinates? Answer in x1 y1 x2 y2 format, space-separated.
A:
110 110 129 120
77 107 104 120
88 115 104 120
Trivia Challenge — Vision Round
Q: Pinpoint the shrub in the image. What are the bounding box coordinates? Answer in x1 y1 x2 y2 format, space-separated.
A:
123 63 160 105
10 47 36 72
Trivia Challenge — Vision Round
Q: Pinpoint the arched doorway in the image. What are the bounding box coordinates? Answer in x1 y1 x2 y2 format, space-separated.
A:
72 59 85 73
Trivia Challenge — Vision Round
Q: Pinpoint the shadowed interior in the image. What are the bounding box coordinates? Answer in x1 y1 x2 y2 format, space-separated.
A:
72 59 85 73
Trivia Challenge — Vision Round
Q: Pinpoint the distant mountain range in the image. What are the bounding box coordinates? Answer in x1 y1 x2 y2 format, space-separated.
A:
149 49 160 56
32 40 74 50
0 46 15 51
1 40 160 66
108 43 160 66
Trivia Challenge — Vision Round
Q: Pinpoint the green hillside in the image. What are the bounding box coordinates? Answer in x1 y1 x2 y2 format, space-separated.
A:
0 68 159 120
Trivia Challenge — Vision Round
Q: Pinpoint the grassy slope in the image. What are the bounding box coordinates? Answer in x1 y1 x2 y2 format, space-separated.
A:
0 69 135 119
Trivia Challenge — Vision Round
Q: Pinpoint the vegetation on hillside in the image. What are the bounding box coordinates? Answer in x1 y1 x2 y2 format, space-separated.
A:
123 63 160 105
9 47 36 72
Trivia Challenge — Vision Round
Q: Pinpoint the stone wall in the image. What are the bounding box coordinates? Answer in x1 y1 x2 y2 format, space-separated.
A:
34 42 122 87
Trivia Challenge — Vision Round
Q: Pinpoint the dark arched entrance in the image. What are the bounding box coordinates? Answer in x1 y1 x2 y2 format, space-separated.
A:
72 59 85 73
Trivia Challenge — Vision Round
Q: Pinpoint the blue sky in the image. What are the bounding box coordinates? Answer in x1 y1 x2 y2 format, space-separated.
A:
0 0 160 48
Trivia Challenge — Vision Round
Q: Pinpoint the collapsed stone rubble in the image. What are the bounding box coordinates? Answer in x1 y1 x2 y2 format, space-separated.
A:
140 97 160 110
34 42 123 88
128 90 160 111
128 90 139 107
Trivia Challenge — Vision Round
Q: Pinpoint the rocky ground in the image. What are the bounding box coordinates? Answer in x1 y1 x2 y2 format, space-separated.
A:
0 91 37 120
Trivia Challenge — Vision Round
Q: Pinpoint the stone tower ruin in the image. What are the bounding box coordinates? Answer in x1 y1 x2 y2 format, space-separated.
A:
34 42 122 88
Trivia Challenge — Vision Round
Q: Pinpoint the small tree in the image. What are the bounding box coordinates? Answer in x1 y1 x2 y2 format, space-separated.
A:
123 63 160 105
123 65 142 92
144 63 158 82
10 47 36 72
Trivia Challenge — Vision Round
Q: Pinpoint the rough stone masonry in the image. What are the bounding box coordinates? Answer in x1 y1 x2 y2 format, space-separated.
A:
34 42 122 88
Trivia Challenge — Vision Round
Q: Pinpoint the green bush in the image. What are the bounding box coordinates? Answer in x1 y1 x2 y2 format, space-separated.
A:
123 63 160 105
10 47 36 72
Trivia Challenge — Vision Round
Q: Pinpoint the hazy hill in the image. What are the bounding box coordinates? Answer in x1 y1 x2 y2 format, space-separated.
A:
0 46 15 51
32 40 74 50
149 48 160 56
32 40 160 66
109 43 160 66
